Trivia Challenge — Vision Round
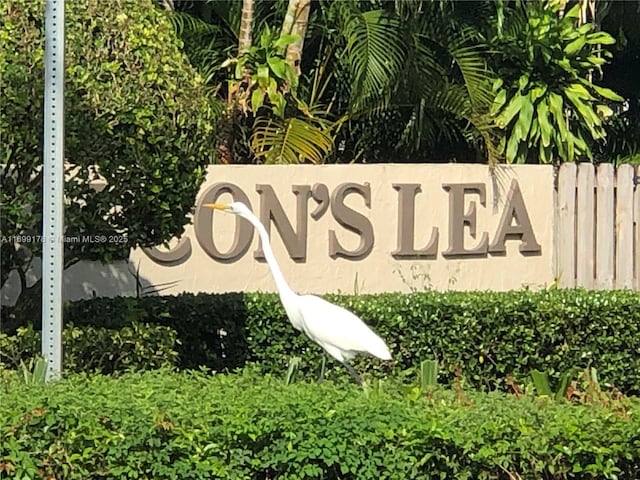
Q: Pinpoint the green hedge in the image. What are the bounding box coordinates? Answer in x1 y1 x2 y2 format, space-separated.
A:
1 370 639 479
59 289 640 393
0 322 178 375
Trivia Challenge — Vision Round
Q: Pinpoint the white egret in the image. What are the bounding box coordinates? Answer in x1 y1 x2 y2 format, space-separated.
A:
203 202 392 384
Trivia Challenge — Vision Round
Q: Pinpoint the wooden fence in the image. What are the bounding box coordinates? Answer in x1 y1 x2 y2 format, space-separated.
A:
556 163 640 290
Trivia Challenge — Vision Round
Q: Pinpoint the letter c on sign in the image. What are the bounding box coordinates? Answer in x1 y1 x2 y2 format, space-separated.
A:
143 237 192 266
195 183 253 262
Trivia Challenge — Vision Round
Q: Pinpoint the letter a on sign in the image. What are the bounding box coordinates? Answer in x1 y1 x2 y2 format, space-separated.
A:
489 180 542 254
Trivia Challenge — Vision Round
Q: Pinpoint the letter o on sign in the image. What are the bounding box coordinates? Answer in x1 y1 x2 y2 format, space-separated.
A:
195 183 253 262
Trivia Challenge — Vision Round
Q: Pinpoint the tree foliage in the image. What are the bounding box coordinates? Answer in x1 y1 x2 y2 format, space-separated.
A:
165 0 498 164
0 0 220 324
488 1 623 163
166 0 638 165
328 1 498 163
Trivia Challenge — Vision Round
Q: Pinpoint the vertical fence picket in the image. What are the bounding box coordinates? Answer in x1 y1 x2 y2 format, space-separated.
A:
576 164 595 289
615 164 634 289
557 163 577 287
596 164 615 289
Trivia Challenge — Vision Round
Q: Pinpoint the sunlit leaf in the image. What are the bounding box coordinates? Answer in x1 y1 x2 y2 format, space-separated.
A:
251 88 264 113
505 126 521 163
564 37 586 56
497 94 523 128
251 117 334 164
273 33 299 50
586 31 616 45
590 84 624 102
537 100 553 148
257 65 269 88
515 96 533 140
548 93 568 141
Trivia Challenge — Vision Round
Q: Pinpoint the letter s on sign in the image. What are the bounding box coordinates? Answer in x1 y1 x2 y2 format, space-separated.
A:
328 183 374 260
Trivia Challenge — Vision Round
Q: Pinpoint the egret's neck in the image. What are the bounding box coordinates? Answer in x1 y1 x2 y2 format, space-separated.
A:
244 213 296 300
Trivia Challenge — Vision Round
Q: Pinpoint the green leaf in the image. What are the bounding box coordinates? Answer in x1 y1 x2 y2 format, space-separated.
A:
267 56 289 81
267 77 278 99
490 89 507 115
586 31 616 45
548 92 568 141
251 116 334 164
284 356 301 385
563 4 581 20
343 10 404 110
497 94 523 128
235 60 245 80
529 85 547 103
539 142 552 164
259 25 273 48
564 36 586 56
251 89 264 113
257 65 270 88
419 359 439 391
531 370 552 396
564 83 591 100
515 96 534 139
518 74 529 90
273 94 287 118
564 89 601 134
585 56 607 67
555 369 577 401
529 117 540 143
505 127 521 163
537 100 552 148
567 131 575 161
590 84 624 102
273 34 299 50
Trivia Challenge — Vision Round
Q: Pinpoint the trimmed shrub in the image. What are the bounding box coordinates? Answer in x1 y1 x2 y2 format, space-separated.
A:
61 289 640 393
65 293 251 371
0 370 639 479
0 322 178 375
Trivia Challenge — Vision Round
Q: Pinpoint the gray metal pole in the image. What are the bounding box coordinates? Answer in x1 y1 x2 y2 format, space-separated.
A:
42 0 65 381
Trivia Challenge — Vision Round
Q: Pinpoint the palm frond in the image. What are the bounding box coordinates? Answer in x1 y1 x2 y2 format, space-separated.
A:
207 0 242 39
251 116 334 164
448 32 495 110
167 11 220 37
397 98 439 153
341 9 406 113
399 16 498 162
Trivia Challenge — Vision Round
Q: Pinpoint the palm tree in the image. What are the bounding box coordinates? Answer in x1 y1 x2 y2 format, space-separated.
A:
281 0 311 76
164 0 498 164
323 0 498 163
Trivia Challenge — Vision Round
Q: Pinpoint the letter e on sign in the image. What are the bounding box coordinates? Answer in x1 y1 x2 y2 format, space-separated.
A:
442 183 489 256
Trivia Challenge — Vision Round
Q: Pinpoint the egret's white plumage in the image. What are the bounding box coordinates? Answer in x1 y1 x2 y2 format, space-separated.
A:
204 201 391 382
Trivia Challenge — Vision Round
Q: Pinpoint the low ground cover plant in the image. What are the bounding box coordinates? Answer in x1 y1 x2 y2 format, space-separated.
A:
1 369 638 479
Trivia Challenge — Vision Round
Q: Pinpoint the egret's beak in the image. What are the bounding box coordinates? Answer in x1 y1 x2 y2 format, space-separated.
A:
202 203 229 211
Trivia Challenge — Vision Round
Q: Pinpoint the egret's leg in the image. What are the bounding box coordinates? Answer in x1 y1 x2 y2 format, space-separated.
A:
344 363 363 385
317 354 326 384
